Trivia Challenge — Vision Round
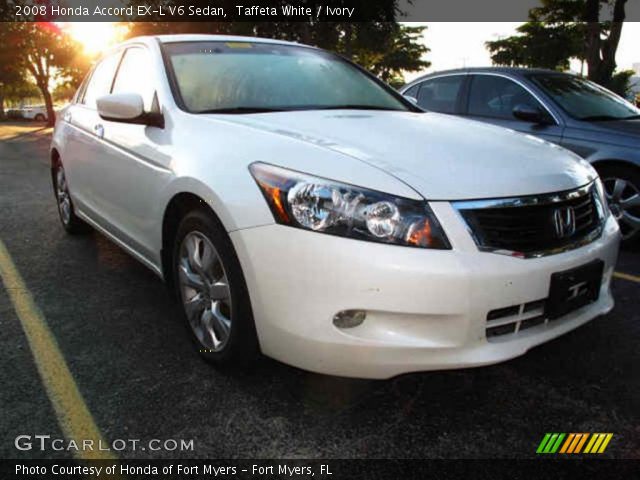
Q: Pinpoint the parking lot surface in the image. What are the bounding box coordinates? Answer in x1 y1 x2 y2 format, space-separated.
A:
1 123 638 459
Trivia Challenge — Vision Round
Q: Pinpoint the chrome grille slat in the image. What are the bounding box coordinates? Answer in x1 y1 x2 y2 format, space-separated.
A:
453 182 605 258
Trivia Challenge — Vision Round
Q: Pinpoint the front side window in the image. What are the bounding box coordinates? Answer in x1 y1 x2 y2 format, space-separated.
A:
468 75 543 120
530 74 640 121
162 41 410 113
81 53 121 109
112 47 155 111
416 76 463 113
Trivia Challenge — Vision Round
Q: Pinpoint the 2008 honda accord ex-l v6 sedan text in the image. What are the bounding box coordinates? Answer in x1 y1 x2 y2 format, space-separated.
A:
51 35 620 379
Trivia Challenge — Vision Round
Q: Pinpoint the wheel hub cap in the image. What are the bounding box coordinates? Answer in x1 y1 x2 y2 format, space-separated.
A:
178 232 232 351
56 167 71 225
603 177 640 240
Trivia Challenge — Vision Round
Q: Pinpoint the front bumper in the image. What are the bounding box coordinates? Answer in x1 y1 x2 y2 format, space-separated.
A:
230 205 620 379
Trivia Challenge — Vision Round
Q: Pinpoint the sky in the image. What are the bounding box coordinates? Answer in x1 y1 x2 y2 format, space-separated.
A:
402 22 640 81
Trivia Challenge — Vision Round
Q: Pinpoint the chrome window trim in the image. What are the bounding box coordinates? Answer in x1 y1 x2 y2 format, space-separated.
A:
401 72 470 92
452 181 606 259
403 71 562 126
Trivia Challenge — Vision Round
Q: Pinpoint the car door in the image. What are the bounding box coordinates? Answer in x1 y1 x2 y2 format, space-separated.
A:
464 74 564 144
63 51 122 216
411 75 466 114
90 45 172 263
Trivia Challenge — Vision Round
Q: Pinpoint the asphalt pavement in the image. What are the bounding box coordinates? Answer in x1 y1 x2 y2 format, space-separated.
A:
1 123 638 459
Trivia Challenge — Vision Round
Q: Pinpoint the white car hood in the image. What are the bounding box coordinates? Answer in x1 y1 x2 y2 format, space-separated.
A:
219 110 596 200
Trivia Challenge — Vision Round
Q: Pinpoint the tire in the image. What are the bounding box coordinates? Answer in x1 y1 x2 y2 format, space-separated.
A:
52 162 91 235
596 164 640 244
172 209 259 369
35 113 45 122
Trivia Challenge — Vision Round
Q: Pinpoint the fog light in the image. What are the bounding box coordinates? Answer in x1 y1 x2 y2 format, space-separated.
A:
333 310 366 328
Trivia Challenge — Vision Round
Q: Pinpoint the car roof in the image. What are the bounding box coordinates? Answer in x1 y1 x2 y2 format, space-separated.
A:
403 67 577 88
143 34 308 48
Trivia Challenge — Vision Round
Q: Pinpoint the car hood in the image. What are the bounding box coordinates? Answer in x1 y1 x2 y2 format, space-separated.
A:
218 110 596 200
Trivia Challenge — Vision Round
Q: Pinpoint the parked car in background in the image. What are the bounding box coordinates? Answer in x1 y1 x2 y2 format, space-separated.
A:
401 68 640 242
20 105 48 121
50 35 620 378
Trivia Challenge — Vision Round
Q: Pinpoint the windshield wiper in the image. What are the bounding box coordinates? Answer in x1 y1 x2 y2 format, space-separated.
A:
196 107 286 114
622 114 640 120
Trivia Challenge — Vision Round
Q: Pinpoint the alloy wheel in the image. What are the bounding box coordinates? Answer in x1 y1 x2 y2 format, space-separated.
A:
56 166 72 226
178 231 233 352
603 177 640 240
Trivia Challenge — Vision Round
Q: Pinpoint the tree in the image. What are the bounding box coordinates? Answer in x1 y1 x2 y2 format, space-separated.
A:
0 27 25 119
2 22 87 126
581 0 628 86
486 0 629 89
486 22 583 71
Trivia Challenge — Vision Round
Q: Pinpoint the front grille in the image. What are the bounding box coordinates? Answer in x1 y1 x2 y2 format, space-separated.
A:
455 183 604 257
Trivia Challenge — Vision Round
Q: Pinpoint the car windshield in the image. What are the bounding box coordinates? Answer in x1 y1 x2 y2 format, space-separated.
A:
163 41 410 113
530 73 640 121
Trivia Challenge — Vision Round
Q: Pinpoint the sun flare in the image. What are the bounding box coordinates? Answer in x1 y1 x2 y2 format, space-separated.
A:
61 22 127 56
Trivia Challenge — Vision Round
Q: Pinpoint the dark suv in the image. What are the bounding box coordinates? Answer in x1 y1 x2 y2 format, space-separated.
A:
401 68 640 242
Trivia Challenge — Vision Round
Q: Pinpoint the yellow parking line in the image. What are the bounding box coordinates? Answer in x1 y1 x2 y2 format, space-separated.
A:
0 239 115 460
613 271 640 283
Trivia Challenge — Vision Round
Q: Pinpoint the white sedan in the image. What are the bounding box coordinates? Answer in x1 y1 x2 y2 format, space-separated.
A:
21 105 48 121
51 35 620 378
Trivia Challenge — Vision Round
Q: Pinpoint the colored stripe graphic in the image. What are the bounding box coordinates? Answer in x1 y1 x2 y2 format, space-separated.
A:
536 433 552 454
559 433 575 454
536 433 565 454
540 433 614 454
574 433 589 453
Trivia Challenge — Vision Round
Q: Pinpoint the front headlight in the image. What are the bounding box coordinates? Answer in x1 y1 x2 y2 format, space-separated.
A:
249 163 450 249
594 177 610 220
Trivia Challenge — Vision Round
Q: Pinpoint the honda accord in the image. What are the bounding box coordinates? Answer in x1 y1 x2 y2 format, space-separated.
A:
51 35 620 378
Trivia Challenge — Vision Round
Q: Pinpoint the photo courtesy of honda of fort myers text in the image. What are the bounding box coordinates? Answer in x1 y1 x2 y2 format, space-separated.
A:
1 0 639 479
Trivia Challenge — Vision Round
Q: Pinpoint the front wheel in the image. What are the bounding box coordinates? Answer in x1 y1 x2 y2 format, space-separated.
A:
598 165 640 244
173 209 259 368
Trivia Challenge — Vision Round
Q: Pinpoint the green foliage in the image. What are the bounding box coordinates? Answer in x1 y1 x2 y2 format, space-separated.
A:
0 22 89 124
486 22 583 70
486 0 629 89
606 69 635 97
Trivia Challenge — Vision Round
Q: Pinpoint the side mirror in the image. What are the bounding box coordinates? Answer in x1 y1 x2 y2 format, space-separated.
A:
512 103 548 124
97 93 164 128
403 94 418 105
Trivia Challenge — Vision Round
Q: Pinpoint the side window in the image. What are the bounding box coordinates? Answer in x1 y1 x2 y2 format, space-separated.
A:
468 75 543 120
81 53 121 109
416 76 464 114
403 84 420 99
112 47 155 111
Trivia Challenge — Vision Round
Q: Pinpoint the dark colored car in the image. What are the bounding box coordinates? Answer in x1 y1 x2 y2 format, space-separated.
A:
401 68 640 242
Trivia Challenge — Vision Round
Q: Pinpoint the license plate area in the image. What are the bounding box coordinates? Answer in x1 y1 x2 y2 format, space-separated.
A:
545 260 604 320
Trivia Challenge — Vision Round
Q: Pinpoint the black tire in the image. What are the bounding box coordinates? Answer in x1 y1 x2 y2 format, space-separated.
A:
52 162 91 235
596 164 640 245
35 113 45 122
172 209 259 369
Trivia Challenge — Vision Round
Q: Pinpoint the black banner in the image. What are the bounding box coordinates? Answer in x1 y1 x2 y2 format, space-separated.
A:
3 459 640 480
3 0 640 22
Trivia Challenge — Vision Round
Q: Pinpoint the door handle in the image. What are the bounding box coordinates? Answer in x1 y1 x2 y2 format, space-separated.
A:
93 124 104 139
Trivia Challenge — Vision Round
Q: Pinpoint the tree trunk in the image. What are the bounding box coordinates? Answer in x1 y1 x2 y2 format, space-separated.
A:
38 81 55 127
584 0 627 87
0 92 5 120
